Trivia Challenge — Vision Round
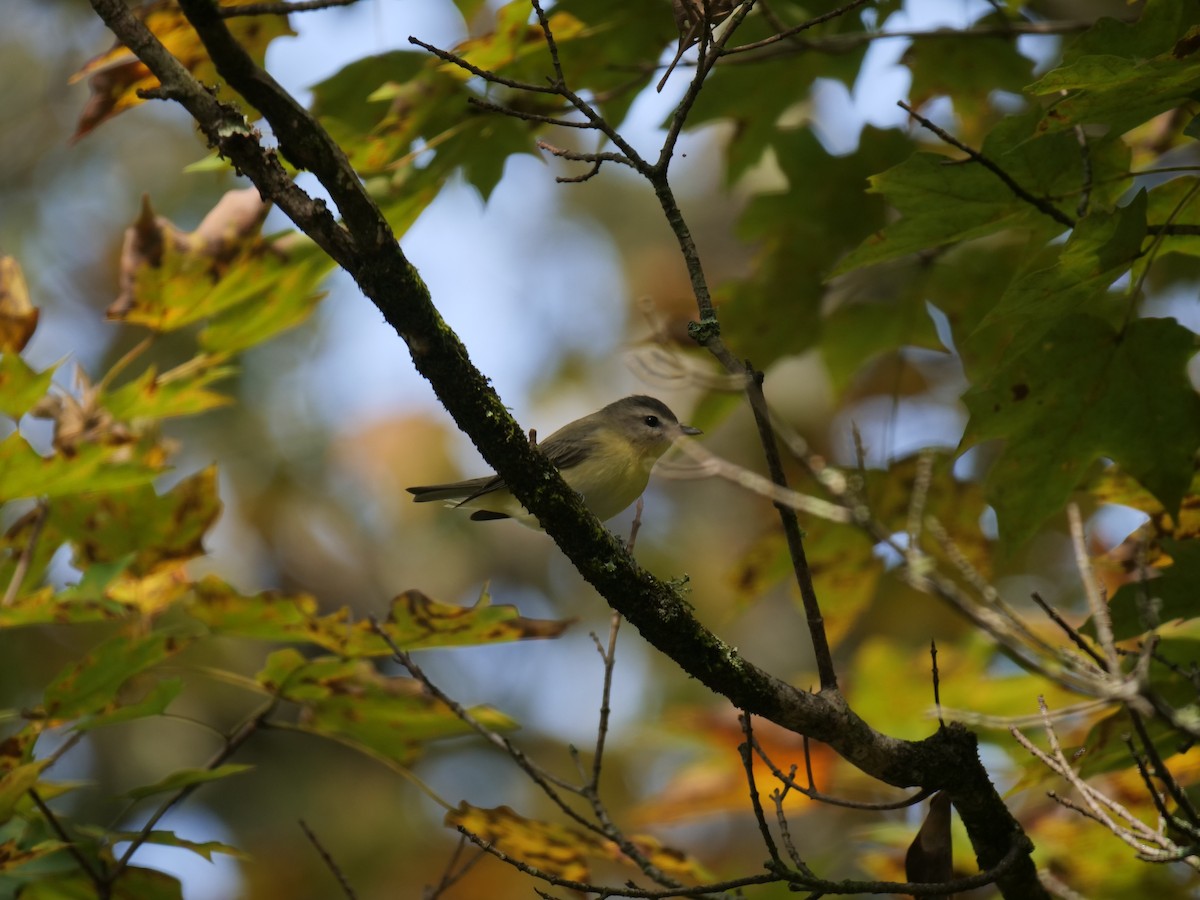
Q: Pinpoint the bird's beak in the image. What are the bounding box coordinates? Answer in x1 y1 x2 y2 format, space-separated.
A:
680 425 702 436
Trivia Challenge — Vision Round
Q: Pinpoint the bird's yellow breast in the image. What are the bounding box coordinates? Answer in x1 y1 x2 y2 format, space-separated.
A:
562 429 659 522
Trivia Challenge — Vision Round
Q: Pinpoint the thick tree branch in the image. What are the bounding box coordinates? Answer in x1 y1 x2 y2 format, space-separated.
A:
82 3 1046 896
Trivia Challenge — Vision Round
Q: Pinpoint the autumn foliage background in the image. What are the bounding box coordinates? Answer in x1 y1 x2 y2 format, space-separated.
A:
3 0 1200 897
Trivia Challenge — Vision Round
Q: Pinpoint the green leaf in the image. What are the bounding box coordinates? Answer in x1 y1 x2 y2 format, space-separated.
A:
107 831 247 862
198 244 330 352
0 355 54 420
114 228 328 344
52 467 222 575
1108 539 1200 640
74 678 183 732
820 275 944 395
0 559 136 629
17 866 184 899
0 761 49 826
964 191 1147 368
686 3 868 180
903 18 1034 125
357 587 573 654
313 48 540 203
259 654 518 767
833 112 1131 275
103 360 234 421
549 0 675 124
1142 177 1200 262
962 315 1200 543
724 126 913 365
0 839 67 875
1029 0 1200 137
188 578 571 656
0 436 162 504
41 633 189 721
122 764 254 802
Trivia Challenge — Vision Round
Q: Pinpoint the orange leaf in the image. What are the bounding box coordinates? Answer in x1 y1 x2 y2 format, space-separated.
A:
633 708 835 825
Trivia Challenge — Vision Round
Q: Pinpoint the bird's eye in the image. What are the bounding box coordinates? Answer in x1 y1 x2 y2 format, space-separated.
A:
643 415 660 428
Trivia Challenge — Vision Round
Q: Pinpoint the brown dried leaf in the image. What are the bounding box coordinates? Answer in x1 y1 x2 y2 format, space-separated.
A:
659 0 736 91
0 257 38 354
111 189 271 320
29 368 132 458
905 792 953 892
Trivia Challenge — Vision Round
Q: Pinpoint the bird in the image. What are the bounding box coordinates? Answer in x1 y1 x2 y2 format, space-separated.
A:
407 395 701 526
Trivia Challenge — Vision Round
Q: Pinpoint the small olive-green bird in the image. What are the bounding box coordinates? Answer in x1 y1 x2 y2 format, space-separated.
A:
407 395 701 526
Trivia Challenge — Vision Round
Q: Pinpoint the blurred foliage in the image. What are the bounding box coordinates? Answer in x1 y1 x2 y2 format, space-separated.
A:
3 0 1200 897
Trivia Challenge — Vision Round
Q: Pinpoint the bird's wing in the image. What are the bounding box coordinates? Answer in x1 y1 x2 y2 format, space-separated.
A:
539 424 599 471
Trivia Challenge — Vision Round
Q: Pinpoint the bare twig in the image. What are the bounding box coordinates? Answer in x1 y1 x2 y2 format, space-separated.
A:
29 788 106 886
626 496 645 554
744 364 837 691
660 439 853 523
367 618 598 827
898 100 1076 230
457 820 1027 896
424 835 487 900
299 819 359 900
752 733 932 812
930 641 944 729
588 612 622 788
1012 698 1200 870
1030 591 1107 670
1066 505 1122 678
467 97 592 129
740 713 782 865
535 140 636 172
219 0 359 15
724 0 872 56
3 502 48 608
110 699 275 883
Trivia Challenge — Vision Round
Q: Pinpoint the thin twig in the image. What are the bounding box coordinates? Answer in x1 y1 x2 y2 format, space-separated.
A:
457 821 1026 896
110 699 275 883
626 496 645 554
535 140 636 171
1127 709 1200 827
299 819 359 900
724 0 872 55
3 502 48 608
744 367 837 690
467 97 594 129
1030 591 1107 670
740 713 782 865
930 641 944 729
424 835 488 900
589 611 622 788
368 618 608 838
723 19 1096 64
897 100 1076 230
1067 504 1121 676
753 733 932 811
219 0 359 16
29 788 106 886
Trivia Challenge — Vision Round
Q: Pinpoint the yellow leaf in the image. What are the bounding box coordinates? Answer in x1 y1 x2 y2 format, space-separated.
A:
106 564 193 615
445 803 712 885
70 0 295 139
0 257 37 354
